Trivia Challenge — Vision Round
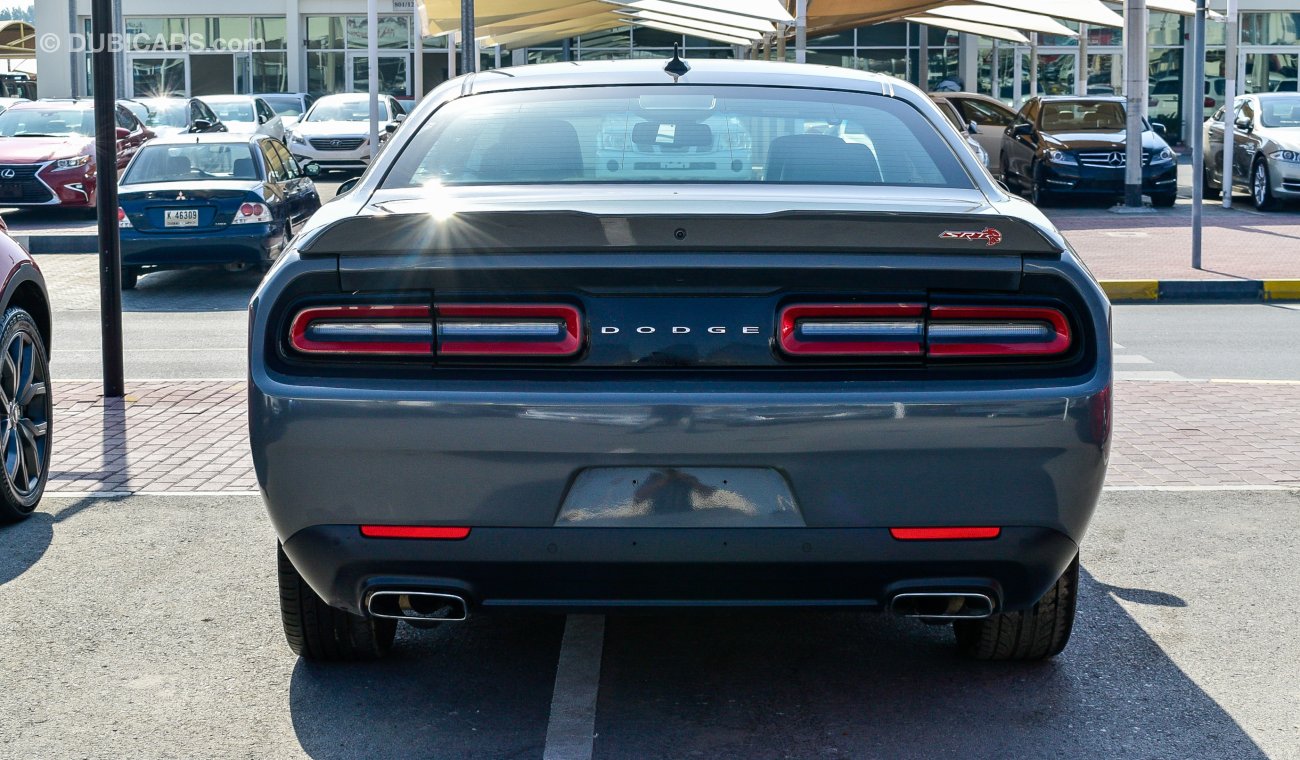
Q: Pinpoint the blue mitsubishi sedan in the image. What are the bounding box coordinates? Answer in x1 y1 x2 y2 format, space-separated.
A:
118 133 322 289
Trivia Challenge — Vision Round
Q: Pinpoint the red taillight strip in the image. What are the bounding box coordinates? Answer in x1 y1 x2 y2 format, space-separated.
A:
779 303 926 356
289 305 433 355
927 306 1071 357
436 304 583 357
890 527 1001 540
360 525 471 540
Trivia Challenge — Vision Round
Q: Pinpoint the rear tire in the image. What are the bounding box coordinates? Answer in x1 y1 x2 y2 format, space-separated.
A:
953 554 1079 661
121 268 139 290
1151 192 1177 208
278 544 396 661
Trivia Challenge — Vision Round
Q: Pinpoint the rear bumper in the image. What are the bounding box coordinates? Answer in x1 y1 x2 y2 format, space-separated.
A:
282 524 1080 615
121 226 278 266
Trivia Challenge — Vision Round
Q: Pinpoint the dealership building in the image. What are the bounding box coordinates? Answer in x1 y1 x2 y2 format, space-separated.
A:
30 0 1300 143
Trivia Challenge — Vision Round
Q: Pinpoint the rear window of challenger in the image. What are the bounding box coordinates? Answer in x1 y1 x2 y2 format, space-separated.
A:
383 86 975 190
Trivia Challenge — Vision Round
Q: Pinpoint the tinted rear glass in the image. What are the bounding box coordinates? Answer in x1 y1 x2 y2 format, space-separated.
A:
383 86 973 188
123 144 260 184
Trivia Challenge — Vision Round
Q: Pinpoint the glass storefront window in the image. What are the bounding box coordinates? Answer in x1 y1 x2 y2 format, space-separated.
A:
254 17 287 49
1244 52 1298 94
306 17 344 50
858 25 903 46
580 28 630 49
252 52 288 93
1242 13 1299 46
131 57 186 97
346 16 412 50
1037 54 1077 96
1148 12 1182 46
126 18 187 51
1149 48 1182 136
631 28 682 47
855 49 907 80
188 17 252 51
307 51 346 97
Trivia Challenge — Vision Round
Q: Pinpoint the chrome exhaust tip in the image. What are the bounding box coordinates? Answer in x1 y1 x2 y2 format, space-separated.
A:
366 591 469 622
890 592 994 619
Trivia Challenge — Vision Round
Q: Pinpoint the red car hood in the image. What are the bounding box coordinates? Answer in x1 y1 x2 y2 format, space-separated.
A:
0 135 92 164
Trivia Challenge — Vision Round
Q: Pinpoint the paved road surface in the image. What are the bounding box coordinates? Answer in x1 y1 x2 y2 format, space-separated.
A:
2 490 1296 759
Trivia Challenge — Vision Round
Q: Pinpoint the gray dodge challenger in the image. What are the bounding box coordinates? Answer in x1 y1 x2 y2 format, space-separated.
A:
249 58 1112 662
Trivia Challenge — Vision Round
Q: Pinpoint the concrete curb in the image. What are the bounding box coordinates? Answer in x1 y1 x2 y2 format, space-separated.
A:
1101 279 1300 302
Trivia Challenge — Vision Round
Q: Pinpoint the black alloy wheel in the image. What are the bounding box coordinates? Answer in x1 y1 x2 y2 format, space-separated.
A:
0 309 52 523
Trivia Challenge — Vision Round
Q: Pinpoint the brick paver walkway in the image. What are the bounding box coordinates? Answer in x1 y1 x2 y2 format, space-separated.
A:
1049 201 1300 282
43 380 1300 494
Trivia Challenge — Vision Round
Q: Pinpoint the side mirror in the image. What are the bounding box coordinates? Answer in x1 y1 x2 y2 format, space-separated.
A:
967 120 979 136
1235 117 1252 131
1012 122 1033 137
303 162 322 177
114 127 131 140
395 113 407 123
337 177 361 195
384 121 399 134
191 118 212 132
258 114 268 125
1153 122 1167 136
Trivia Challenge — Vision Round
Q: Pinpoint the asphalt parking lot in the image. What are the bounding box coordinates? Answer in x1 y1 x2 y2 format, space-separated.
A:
4 173 1300 758
3 490 1297 759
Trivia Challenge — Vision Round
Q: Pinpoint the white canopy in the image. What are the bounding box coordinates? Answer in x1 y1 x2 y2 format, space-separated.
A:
906 15 1030 42
921 5 1078 37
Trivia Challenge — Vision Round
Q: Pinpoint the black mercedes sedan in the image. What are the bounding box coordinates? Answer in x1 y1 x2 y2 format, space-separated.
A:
1001 96 1178 207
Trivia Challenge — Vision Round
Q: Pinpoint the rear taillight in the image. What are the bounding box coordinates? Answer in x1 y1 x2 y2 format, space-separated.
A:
778 303 1072 360
289 305 433 356
117 207 132 228
360 525 471 540
927 306 1070 357
890 527 1001 540
287 302 585 359
779 303 925 356
436 304 582 357
232 201 273 225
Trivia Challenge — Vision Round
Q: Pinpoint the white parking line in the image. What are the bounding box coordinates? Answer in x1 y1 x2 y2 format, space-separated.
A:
1113 354 1154 364
1114 370 1187 381
45 490 261 498
544 614 606 760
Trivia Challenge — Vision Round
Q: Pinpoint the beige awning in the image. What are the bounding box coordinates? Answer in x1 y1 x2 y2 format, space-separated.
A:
970 0 1123 27
905 15 1029 42
920 5 1078 37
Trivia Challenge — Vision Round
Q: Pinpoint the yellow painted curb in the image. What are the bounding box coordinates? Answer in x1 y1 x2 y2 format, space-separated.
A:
1100 280 1159 301
1263 280 1300 301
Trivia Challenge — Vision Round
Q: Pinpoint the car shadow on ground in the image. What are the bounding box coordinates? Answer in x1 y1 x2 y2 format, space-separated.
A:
285 569 1265 759
124 267 265 313
0 496 112 588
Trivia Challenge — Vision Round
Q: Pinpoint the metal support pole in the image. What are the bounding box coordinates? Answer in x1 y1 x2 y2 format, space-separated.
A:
1191 0 1207 267
1030 33 1039 98
918 23 930 91
413 3 424 99
1012 42 1022 105
92 0 124 397
1221 0 1238 209
111 0 125 98
448 32 457 78
1076 24 1088 96
795 0 807 64
68 0 81 98
1124 0 1148 207
776 24 786 61
367 0 379 153
460 0 476 74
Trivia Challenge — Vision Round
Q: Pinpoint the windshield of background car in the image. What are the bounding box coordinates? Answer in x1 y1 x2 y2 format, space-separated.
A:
1260 97 1300 128
122 143 261 184
383 86 973 188
209 101 254 122
0 107 94 137
141 101 188 128
304 100 385 122
1040 101 1127 131
263 97 305 117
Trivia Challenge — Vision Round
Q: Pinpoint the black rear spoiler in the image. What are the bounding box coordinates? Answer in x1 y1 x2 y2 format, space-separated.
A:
299 210 1063 257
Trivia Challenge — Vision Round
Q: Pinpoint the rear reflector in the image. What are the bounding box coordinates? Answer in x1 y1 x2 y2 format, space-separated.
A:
927 306 1071 357
436 304 582 357
289 305 433 356
890 527 1001 540
360 525 471 540
779 303 926 356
